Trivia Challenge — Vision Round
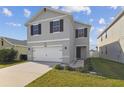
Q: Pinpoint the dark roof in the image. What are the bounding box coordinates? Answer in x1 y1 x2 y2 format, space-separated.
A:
97 10 124 39
0 37 27 46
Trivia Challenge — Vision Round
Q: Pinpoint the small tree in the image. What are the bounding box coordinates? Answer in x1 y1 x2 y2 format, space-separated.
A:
0 48 18 63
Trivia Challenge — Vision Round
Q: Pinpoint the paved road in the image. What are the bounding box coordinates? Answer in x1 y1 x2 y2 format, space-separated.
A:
0 62 52 87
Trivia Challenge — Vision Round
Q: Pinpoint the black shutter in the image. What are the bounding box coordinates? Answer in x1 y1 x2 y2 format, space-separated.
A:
31 25 33 35
60 19 63 32
38 24 41 34
50 21 53 33
75 29 78 38
84 28 87 37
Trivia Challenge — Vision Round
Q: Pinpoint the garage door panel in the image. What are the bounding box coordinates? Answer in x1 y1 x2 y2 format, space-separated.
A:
33 46 62 62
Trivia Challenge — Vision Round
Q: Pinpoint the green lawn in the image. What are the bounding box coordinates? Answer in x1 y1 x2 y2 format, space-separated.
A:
86 58 124 80
26 58 124 87
0 60 26 69
26 69 124 87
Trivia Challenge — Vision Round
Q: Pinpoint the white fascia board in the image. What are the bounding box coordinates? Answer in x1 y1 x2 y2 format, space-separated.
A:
27 38 70 43
75 45 88 46
32 44 62 48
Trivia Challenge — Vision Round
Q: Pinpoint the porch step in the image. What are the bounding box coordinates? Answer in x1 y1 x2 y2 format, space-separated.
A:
70 60 84 68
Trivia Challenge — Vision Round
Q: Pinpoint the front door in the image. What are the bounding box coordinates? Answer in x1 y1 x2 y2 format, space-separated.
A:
76 47 81 59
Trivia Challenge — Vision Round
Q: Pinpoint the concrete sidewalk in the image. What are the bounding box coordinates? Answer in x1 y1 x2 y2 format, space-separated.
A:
0 62 52 87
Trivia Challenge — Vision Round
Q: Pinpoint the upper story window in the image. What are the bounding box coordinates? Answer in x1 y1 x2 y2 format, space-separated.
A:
31 24 41 35
50 19 63 33
75 28 88 38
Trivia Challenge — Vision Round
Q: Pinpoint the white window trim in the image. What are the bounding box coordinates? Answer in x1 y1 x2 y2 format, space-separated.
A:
52 32 61 34
32 34 41 37
52 20 61 33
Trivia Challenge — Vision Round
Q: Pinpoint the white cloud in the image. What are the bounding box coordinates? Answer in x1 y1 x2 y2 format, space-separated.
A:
110 16 114 20
90 38 93 43
2 8 12 16
51 6 91 15
110 6 118 10
99 18 106 25
90 18 94 22
5 22 21 27
51 6 60 9
24 9 31 17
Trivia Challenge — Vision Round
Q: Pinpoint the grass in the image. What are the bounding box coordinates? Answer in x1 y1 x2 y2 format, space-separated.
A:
0 60 26 69
26 58 124 87
26 69 124 87
86 58 124 80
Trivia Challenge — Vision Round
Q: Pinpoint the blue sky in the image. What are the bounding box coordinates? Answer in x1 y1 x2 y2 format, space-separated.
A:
0 6 123 49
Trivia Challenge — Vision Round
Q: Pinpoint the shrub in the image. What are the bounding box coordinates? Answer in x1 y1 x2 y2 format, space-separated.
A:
76 67 87 73
84 58 94 72
0 48 18 63
64 66 75 71
88 65 94 71
54 64 64 70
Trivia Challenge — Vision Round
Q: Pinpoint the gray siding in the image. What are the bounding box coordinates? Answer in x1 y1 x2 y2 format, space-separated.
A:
98 13 124 63
27 16 70 42
26 8 90 63
74 22 90 58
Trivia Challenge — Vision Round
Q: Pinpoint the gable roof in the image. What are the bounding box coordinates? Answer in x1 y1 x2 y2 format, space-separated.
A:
25 7 91 27
25 7 72 26
97 10 124 39
0 37 27 46
74 21 91 27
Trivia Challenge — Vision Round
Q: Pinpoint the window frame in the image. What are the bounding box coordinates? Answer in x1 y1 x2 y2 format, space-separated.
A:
50 19 63 33
75 28 88 38
31 24 41 36
52 20 61 33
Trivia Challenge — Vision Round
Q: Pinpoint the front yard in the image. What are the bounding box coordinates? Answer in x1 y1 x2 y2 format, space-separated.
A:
26 69 124 87
26 58 124 87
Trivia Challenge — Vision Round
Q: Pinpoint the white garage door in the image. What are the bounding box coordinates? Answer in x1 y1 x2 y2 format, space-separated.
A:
33 46 62 62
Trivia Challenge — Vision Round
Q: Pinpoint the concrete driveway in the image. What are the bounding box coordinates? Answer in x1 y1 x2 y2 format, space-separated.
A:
0 62 52 87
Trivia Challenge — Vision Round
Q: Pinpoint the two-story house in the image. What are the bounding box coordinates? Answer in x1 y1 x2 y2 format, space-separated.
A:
25 7 91 64
97 10 124 63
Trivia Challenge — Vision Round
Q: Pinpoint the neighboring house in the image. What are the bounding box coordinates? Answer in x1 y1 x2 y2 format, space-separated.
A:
0 37 27 60
90 49 99 58
25 7 91 64
97 10 124 63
